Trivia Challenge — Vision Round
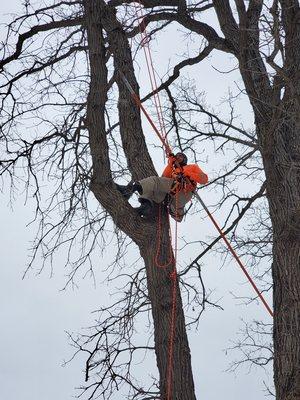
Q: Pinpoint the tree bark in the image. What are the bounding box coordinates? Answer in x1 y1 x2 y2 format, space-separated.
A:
140 211 196 399
212 2 300 398
83 0 197 398
261 100 300 400
260 3 300 397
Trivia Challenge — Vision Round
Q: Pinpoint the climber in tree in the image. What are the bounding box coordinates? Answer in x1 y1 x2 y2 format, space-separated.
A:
117 152 208 222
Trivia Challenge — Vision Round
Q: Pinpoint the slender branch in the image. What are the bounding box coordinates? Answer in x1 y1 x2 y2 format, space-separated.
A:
0 17 83 71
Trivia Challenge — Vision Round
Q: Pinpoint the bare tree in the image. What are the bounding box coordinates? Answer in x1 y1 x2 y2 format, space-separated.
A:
1 1 299 399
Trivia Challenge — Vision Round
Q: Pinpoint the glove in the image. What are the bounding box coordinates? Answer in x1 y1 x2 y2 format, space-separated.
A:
168 153 176 166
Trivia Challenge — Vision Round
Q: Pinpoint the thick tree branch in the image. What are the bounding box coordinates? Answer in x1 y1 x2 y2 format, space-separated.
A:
213 0 239 50
84 0 147 244
128 10 234 53
98 0 156 181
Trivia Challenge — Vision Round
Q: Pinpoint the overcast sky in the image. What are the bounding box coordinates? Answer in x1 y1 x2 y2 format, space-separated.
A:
0 2 273 400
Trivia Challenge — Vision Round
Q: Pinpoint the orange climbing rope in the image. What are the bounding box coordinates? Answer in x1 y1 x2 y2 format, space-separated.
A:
153 193 179 400
193 191 274 317
131 6 179 397
135 0 169 146
121 58 273 316
122 74 273 316
119 67 273 318
120 5 273 398
166 192 179 400
119 72 274 398
120 72 172 156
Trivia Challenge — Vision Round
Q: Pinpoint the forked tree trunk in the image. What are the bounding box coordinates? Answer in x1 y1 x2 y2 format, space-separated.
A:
83 0 197 398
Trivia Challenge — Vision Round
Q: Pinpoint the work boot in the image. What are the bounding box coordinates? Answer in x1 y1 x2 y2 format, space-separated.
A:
135 198 154 218
116 181 143 200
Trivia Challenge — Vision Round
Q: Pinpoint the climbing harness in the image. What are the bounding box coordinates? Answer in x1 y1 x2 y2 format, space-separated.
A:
129 6 180 396
119 70 274 400
119 72 273 316
120 5 273 398
169 159 197 194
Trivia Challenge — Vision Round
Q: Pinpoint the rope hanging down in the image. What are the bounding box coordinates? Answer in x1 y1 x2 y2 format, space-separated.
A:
120 72 171 156
122 8 271 399
135 0 169 146
126 9 178 397
119 71 274 318
166 192 179 400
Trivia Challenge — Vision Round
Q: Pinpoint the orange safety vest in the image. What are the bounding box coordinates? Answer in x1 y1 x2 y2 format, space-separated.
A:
162 157 208 193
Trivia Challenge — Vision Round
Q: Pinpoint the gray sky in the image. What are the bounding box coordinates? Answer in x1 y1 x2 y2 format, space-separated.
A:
0 2 273 399
0 194 272 400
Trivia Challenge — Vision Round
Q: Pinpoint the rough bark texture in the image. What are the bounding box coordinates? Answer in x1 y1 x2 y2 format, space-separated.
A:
2 0 300 398
101 7 156 181
211 2 300 398
261 93 300 400
141 226 196 399
80 0 300 398
84 0 144 243
262 3 300 398
83 0 196 398
265 123 300 400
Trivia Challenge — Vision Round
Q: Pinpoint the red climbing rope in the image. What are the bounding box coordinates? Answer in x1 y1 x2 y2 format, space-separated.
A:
167 269 177 400
120 76 273 309
153 194 179 400
135 0 169 146
166 192 179 400
119 72 172 156
121 6 274 399
125 7 178 394
119 70 274 318
194 191 274 317
153 194 179 399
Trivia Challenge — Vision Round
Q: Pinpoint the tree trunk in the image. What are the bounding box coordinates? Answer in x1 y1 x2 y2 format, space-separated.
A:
261 102 300 400
233 2 300 397
83 0 197 397
140 208 196 400
260 3 300 396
